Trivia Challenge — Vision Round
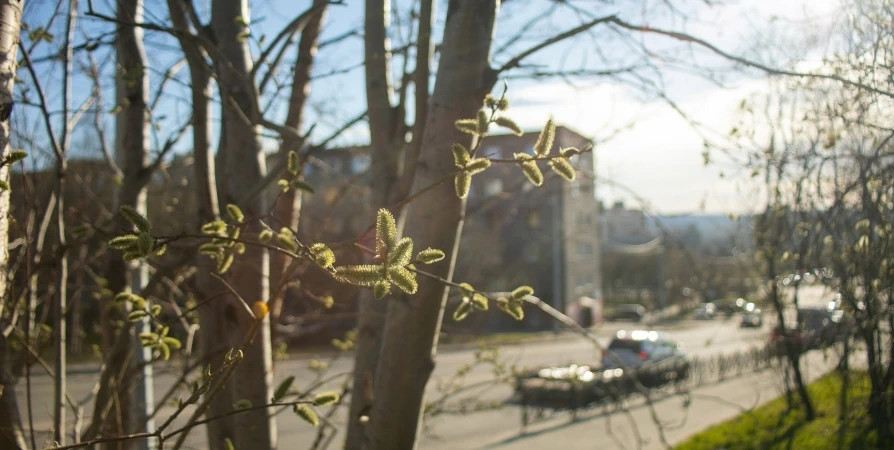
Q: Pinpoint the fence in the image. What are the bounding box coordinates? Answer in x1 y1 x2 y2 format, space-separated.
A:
513 344 782 428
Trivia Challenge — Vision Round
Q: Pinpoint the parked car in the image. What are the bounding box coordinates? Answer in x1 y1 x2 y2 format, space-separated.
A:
740 308 763 328
769 325 810 356
711 301 737 316
693 303 716 320
602 330 686 370
797 306 850 348
605 304 646 322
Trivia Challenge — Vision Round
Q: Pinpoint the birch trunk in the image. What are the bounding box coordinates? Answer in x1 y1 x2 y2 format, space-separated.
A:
365 2 499 448
52 0 77 444
210 1 275 448
89 1 155 447
0 1 25 448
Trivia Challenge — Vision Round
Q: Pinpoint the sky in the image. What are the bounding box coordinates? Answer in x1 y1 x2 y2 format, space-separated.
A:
17 0 842 215
280 0 840 215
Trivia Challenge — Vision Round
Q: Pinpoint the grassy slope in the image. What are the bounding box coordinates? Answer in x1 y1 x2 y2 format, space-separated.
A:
676 370 880 450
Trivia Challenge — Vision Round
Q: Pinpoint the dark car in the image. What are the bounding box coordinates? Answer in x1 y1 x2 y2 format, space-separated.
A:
769 325 811 356
711 301 737 316
601 330 687 370
740 308 763 328
797 306 849 348
605 304 646 322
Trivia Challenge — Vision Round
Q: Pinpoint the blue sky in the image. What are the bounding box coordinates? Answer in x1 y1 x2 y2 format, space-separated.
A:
16 0 839 214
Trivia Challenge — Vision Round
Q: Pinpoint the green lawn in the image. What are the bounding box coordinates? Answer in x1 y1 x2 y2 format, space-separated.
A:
676 370 884 450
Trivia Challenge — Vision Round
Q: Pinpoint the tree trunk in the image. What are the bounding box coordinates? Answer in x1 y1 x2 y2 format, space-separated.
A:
53 0 77 444
167 0 234 445
210 1 276 448
269 0 327 337
345 0 399 446
89 1 156 448
0 1 26 448
365 2 499 449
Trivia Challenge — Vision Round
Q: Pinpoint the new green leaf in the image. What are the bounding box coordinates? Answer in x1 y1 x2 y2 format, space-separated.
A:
376 208 397 255
272 376 295 403
312 391 340 407
494 116 523 136
226 204 245 223
287 151 300 176
333 265 385 286
374 281 391 300
452 143 470 167
549 158 576 181
533 118 555 156
119 205 151 233
455 118 479 135
417 248 445 264
387 266 418 294
453 301 473 321
387 237 413 267
511 286 534 300
294 404 320 427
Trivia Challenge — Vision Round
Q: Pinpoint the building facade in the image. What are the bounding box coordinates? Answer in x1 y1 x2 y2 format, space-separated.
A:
300 126 602 333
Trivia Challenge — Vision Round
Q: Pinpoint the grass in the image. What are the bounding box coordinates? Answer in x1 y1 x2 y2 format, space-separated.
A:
676 370 884 450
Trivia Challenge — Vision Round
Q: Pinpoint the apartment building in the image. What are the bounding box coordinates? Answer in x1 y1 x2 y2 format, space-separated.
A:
300 126 602 333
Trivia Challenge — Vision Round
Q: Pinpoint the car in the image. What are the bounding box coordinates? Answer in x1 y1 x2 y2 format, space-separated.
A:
740 308 763 328
797 306 849 348
711 301 737 316
605 304 646 322
769 325 811 356
693 303 716 320
601 330 686 370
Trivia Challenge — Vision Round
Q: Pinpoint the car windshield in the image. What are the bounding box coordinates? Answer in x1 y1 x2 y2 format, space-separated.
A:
608 339 643 352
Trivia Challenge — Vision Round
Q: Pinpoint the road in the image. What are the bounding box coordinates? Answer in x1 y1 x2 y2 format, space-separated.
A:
17 285 834 449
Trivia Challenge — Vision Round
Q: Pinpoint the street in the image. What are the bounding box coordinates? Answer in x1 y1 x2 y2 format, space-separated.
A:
18 285 836 449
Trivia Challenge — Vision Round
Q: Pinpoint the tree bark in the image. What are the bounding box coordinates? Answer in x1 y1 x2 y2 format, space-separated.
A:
268 0 328 336
210 1 276 448
0 1 26 448
167 1 233 446
88 1 156 448
365 2 499 449
345 0 435 446
53 0 77 444
344 1 398 447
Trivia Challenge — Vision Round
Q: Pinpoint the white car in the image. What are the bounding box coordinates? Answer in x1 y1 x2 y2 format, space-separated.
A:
693 303 716 320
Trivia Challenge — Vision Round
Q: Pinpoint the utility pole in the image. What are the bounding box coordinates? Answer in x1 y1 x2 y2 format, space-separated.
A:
657 238 666 309
551 184 563 334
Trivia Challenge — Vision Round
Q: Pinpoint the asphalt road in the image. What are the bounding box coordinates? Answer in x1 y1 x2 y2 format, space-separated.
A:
17 285 835 449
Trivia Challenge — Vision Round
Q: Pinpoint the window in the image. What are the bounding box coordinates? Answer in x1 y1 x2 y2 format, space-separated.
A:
576 242 593 257
484 178 503 196
329 158 343 173
483 145 502 157
577 213 591 227
351 155 371 174
526 211 541 229
524 243 540 262
524 145 535 156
